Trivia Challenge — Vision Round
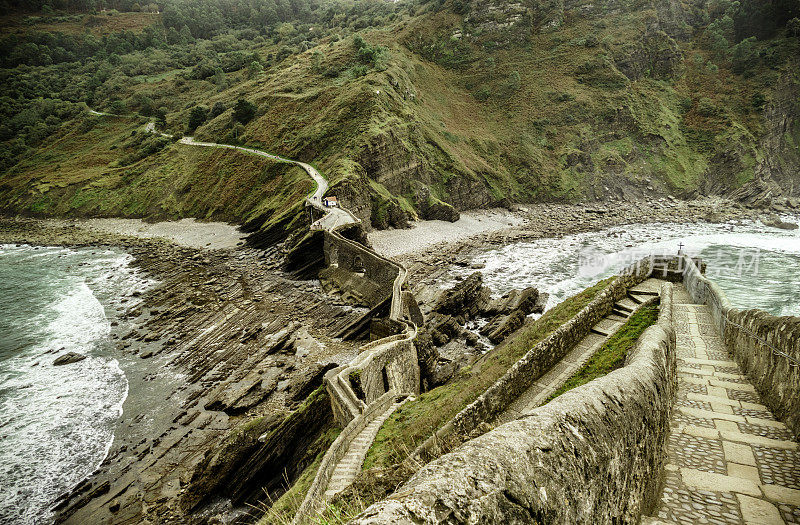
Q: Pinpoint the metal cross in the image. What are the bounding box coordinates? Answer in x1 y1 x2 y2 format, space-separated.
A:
678 242 684 254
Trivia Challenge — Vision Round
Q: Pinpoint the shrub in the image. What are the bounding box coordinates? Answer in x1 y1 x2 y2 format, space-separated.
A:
232 98 257 123
210 101 226 118
187 105 208 131
751 92 766 110
697 97 719 117
109 100 125 114
351 65 369 77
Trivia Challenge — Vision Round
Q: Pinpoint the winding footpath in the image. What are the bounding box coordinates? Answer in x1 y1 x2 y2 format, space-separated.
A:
137 115 416 521
645 285 800 525
141 121 356 231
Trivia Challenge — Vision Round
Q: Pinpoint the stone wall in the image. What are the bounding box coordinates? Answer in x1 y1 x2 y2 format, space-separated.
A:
293 391 399 524
352 283 676 524
410 257 655 463
323 231 400 307
359 338 420 403
681 255 800 438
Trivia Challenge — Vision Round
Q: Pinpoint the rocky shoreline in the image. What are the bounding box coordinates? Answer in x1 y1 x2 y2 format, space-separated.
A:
0 218 365 524
389 197 794 288
0 196 795 524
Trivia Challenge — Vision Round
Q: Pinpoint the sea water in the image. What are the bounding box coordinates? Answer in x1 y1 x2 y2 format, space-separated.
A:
0 245 152 524
454 218 800 316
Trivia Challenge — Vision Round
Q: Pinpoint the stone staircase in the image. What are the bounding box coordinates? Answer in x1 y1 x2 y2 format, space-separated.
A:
644 285 800 525
324 398 406 499
496 278 663 424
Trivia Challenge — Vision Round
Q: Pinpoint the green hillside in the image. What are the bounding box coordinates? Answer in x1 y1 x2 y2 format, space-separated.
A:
1 0 798 243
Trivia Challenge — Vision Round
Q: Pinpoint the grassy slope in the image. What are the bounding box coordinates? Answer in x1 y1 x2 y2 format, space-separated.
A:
0 11 160 36
362 276 613 470
2 3 796 235
545 304 660 403
0 116 312 228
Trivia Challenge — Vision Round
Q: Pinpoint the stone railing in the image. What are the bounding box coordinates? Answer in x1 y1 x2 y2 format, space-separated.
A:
293 167 422 523
324 324 418 426
680 255 800 438
409 256 656 464
292 390 402 524
352 283 676 523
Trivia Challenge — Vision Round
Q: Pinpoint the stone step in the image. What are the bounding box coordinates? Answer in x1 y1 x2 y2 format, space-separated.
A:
679 424 798 451
681 357 738 367
629 288 659 297
627 292 646 305
614 301 634 313
677 366 746 380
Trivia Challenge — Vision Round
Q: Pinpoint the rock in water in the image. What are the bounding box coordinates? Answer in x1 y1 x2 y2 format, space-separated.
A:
762 213 799 230
53 352 87 366
431 272 490 317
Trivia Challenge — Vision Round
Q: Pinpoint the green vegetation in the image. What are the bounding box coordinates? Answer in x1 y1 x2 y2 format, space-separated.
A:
362 277 613 470
1 0 798 241
545 305 660 403
257 426 341 525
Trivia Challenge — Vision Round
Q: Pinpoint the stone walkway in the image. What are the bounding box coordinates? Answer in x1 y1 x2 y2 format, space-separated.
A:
495 278 663 424
645 285 800 525
324 398 406 499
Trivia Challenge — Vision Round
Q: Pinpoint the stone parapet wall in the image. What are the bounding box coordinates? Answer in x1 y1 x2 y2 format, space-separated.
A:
681 255 800 438
410 257 655 463
292 390 399 524
352 283 676 524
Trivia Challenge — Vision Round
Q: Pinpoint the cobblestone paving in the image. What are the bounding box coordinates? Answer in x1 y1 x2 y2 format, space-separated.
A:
645 288 800 525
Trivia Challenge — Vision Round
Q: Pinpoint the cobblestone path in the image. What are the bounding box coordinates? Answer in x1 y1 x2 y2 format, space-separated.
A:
646 285 800 525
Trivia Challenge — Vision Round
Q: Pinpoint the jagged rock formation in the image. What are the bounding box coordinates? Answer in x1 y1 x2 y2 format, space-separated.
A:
415 272 547 387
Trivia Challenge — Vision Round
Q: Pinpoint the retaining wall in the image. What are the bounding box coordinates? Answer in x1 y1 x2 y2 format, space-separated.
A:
410 257 655 463
292 390 399 524
681 255 800 438
323 231 399 308
353 283 676 524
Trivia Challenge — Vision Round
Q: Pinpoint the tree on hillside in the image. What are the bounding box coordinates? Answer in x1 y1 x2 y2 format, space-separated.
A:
232 98 256 123
187 105 208 131
248 60 264 79
210 101 226 118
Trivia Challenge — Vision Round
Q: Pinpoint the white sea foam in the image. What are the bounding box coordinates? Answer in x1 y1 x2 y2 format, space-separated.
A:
451 218 800 316
0 245 154 524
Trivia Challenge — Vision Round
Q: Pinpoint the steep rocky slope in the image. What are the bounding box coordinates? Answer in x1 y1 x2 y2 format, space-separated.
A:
1 0 798 243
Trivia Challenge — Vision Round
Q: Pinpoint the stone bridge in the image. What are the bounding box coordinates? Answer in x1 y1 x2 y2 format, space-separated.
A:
347 255 800 525
292 167 422 523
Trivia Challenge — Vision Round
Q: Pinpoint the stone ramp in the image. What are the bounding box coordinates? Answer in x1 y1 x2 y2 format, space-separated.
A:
324 399 405 499
494 278 661 424
645 288 800 525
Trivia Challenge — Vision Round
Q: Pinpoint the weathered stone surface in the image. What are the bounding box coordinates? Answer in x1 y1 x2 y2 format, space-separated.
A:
287 362 338 403
762 213 799 230
430 272 490 317
681 254 800 439
481 309 526 344
414 185 460 223
181 412 284 511
352 286 676 524
53 352 87 366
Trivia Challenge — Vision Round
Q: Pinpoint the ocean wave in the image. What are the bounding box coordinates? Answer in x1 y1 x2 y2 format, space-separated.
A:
0 245 152 524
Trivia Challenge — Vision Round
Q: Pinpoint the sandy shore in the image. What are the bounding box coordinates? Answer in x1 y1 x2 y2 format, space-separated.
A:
65 218 247 250
368 208 525 258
